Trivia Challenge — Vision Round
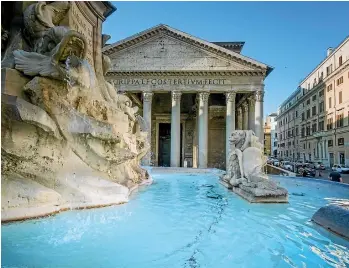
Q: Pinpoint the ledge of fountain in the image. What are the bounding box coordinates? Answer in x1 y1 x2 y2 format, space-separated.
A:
145 167 225 175
1 197 132 223
232 186 288 203
312 204 349 240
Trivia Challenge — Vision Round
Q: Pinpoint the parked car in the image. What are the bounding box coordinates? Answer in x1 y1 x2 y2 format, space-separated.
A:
272 160 280 167
267 158 275 165
287 163 296 172
295 161 304 167
331 164 349 174
298 164 316 177
314 162 326 170
282 161 293 171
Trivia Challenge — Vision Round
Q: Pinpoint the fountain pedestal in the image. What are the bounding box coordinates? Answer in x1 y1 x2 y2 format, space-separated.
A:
222 130 288 203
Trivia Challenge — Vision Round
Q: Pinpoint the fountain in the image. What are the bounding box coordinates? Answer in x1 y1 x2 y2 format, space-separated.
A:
221 130 288 203
1 1 150 222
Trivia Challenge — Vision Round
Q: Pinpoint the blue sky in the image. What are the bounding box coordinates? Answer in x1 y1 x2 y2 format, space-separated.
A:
103 1 349 117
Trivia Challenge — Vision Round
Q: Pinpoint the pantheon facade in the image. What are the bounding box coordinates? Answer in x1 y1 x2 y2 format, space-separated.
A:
103 24 272 169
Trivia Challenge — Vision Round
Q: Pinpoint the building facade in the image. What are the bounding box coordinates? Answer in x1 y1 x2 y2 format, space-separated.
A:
103 24 272 169
276 36 349 167
269 113 278 157
264 116 271 156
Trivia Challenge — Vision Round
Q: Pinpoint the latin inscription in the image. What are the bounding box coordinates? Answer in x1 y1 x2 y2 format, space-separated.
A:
113 78 227 86
70 3 94 66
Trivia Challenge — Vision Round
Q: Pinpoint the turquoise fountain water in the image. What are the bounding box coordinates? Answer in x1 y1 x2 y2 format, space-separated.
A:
2 173 349 268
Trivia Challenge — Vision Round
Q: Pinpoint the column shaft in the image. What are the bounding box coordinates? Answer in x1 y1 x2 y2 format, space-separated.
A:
170 91 181 167
226 92 236 169
198 92 209 168
237 107 243 130
254 90 264 143
248 97 256 132
142 92 153 166
242 102 249 130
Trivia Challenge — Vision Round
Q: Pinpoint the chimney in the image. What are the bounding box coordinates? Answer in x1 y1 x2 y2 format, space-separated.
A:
327 47 333 57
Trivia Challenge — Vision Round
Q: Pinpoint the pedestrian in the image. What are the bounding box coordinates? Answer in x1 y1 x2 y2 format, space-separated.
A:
318 169 322 177
328 171 343 183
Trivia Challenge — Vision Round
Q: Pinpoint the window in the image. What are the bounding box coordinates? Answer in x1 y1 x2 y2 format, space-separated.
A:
326 64 333 76
319 89 324 97
312 95 317 101
327 117 333 130
312 123 317 133
337 113 344 127
308 143 311 149
338 138 344 146
307 99 310 105
319 102 324 113
327 84 333 92
296 127 299 136
339 56 343 66
329 97 332 108
328 140 333 147
307 109 310 119
306 125 311 136
319 121 324 131
337 76 343 86
312 106 316 116
339 91 343 104
295 111 298 118
302 112 305 120
301 127 305 137
303 143 306 149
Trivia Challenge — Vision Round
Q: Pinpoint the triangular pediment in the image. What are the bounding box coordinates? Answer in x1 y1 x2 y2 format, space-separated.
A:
103 24 273 75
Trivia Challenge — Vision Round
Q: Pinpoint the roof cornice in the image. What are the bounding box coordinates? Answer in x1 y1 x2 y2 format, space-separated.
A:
105 70 266 77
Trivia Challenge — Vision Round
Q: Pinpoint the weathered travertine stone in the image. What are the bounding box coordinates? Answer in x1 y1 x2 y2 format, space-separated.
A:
1 1 150 222
221 130 288 203
312 204 349 239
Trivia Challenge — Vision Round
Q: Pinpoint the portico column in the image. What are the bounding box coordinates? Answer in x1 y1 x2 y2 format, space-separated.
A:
237 107 243 130
142 92 153 166
171 91 182 167
242 102 249 130
254 90 264 143
225 92 236 168
198 92 210 168
248 96 255 132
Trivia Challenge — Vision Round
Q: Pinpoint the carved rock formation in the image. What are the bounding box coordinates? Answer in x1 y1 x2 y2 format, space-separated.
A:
221 130 288 203
1 1 150 222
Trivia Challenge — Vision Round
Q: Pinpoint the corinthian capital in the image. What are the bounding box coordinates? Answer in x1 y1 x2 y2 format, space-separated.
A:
198 92 210 103
255 90 264 102
171 90 182 102
247 95 256 106
225 92 236 103
143 92 153 102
